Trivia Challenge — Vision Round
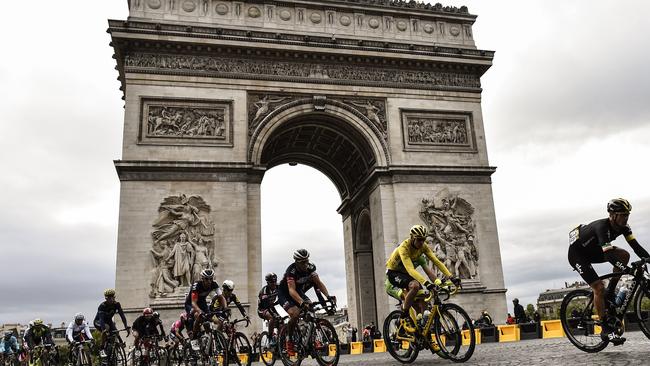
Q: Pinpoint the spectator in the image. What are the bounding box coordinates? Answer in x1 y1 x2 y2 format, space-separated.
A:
533 311 541 324
513 298 528 324
351 327 357 342
474 310 493 328
506 313 515 325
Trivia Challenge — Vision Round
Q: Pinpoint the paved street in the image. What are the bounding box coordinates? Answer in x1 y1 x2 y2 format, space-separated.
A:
265 331 649 365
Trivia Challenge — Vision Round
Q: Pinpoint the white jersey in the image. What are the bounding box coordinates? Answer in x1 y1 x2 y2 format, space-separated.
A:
66 320 93 342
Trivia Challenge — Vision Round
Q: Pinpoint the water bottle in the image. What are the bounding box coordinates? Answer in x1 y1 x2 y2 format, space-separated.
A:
615 286 628 306
422 310 431 326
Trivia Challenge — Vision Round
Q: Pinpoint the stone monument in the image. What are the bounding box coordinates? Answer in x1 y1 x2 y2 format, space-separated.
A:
109 0 507 332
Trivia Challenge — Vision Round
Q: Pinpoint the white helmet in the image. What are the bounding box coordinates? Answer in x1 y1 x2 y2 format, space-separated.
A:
74 313 85 321
222 280 235 291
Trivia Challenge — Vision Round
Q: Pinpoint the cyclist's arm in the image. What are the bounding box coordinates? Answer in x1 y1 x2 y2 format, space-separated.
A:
287 279 304 305
422 264 437 283
312 274 330 298
423 245 452 278
625 233 650 259
233 295 247 317
397 246 428 284
83 324 93 340
157 321 166 337
65 323 74 343
116 303 129 329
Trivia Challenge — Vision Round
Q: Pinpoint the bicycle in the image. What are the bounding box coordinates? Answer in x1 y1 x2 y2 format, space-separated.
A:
383 280 475 363
256 313 288 366
100 329 128 366
188 311 228 366
69 340 94 366
28 344 59 366
130 335 164 366
217 317 252 366
277 298 340 366
1 352 20 366
560 257 650 352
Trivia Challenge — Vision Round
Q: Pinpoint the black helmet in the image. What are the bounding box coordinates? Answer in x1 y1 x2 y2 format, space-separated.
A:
607 198 632 214
200 268 215 280
293 249 310 261
4 331 12 339
265 272 277 282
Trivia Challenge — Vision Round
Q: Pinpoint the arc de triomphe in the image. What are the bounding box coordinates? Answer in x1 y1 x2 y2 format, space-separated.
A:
109 0 507 330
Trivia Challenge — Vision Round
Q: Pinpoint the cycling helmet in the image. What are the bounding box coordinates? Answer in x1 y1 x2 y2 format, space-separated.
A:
153 312 160 318
33 319 44 326
180 312 188 321
265 272 277 282
222 280 235 291
607 198 632 214
200 268 214 280
4 332 13 339
74 313 85 321
104 288 116 297
143 307 154 316
293 249 310 261
409 225 428 239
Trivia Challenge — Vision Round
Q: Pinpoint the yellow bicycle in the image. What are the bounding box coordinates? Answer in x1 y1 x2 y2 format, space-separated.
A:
383 280 475 363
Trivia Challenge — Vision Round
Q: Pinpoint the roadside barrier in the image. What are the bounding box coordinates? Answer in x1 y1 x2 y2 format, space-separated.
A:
462 329 481 345
329 344 337 357
373 339 386 352
479 326 498 343
497 324 520 342
350 341 363 354
541 320 565 338
519 322 539 340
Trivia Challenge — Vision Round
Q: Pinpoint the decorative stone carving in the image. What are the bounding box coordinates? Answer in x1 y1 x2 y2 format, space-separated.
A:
368 18 380 29
147 0 162 10
248 6 261 18
149 194 217 298
420 189 478 280
182 0 196 13
396 21 407 31
247 92 387 138
279 9 291 21
423 23 434 33
340 15 351 26
125 53 481 91
310 12 322 24
215 3 229 15
401 110 476 152
450 25 461 37
139 98 233 146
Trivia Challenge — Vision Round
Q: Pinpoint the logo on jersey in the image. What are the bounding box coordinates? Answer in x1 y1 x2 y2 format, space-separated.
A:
575 263 583 274
569 227 580 245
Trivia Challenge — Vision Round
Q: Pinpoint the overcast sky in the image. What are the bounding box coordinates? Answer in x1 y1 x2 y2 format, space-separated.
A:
1 0 649 325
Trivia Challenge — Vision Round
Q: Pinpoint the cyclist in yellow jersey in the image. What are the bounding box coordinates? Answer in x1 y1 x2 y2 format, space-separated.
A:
386 225 460 332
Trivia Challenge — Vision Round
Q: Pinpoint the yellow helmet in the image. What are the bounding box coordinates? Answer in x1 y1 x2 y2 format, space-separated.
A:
409 225 428 239
104 288 116 297
33 318 44 326
607 198 632 214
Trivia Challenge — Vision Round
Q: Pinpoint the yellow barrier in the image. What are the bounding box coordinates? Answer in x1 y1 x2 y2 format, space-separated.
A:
328 344 337 357
350 342 363 355
462 329 481 345
401 341 411 350
498 325 520 342
238 353 249 364
259 351 273 363
594 324 602 335
541 320 565 338
373 339 386 353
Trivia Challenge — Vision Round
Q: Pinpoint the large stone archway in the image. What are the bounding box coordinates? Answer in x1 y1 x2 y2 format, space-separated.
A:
109 0 507 332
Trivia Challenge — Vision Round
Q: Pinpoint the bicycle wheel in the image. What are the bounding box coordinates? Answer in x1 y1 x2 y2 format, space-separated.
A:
312 319 339 366
433 303 475 363
382 310 418 364
148 345 163 366
225 333 251 366
257 331 276 366
78 347 92 366
634 283 650 339
277 326 302 366
560 289 607 353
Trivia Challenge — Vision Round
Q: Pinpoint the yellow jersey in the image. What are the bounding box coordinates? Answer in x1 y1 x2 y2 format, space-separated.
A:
386 238 452 285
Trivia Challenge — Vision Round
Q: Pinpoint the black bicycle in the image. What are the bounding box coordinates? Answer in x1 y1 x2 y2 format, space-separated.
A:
101 329 128 366
277 298 339 366
560 258 650 352
256 313 288 366
69 339 94 366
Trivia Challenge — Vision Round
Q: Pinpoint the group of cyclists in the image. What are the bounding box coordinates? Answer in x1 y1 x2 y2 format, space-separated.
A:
2 197 646 365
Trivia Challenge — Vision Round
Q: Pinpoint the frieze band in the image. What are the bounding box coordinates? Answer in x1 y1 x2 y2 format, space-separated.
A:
124 53 481 91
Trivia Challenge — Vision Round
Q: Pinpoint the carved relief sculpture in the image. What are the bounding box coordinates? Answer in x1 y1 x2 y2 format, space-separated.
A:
420 189 478 280
401 110 475 152
149 194 217 298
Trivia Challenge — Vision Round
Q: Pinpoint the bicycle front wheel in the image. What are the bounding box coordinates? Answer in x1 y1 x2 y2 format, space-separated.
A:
257 331 276 366
110 345 127 366
312 319 339 366
277 326 302 366
560 289 607 353
634 282 650 339
433 303 475 363
382 310 418 364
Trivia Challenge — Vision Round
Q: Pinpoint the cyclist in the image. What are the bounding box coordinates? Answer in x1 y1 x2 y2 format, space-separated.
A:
385 225 459 335
257 272 280 344
94 288 130 358
66 313 93 343
132 308 166 347
385 254 428 300
278 249 335 353
210 280 249 329
185 268 226 351
169 313 188 346
0 331 20 358
23 319 53 349
568 198 650 345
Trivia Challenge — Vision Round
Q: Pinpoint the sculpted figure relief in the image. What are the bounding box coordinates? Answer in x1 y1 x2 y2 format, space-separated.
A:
149 194 217 298
420 189 478 280
408 118 468 145
147 105 225 138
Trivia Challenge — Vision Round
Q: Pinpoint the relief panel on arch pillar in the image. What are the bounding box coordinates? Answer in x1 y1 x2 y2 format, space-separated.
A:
419 188 479 283
401 109 477 153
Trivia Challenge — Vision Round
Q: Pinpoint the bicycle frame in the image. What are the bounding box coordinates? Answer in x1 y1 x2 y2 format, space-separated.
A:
598 261 649 317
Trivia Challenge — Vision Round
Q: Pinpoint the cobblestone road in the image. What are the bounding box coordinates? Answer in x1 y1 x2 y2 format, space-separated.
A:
267 331 649 365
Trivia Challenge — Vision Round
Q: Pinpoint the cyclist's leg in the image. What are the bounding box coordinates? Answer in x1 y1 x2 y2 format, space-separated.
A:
569 245 605 319
604 247 630 297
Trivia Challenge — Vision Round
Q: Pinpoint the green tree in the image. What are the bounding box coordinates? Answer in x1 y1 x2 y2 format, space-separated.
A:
525 304 535 319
